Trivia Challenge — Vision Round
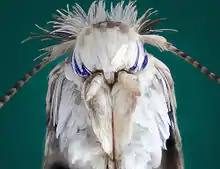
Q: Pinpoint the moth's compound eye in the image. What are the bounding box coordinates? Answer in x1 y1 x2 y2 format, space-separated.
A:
71 53 92 77
140 54 148 70
129 43 140 73
129 43 148 73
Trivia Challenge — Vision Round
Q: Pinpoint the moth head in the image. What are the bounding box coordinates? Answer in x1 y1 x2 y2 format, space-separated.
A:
72 21 149 83
60 1 174 82
0 0 219 109
28 1 175 81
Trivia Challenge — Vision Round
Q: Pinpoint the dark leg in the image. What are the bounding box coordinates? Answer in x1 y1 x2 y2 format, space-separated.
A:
43 127 69 169
46 162 70 169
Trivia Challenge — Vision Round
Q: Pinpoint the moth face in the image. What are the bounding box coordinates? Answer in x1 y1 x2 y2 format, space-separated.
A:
0 0 219 112
71 22 149 83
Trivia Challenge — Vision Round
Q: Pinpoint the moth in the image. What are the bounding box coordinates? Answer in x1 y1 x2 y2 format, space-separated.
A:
0 1 219 169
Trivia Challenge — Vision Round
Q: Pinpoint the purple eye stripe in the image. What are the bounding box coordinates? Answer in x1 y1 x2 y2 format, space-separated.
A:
72 54 91 77
82 63 92 76
141 54 148 70
73 54 83 76
130 43 140 71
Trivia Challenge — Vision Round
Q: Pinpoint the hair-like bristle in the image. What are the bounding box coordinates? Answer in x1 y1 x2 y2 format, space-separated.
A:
167 44 220 84
0 60 49 109
138 18 168 34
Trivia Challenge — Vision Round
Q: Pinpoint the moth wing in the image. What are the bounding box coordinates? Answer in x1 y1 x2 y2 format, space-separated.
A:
44 62 99 169
44 62 69 169
152 57 184 169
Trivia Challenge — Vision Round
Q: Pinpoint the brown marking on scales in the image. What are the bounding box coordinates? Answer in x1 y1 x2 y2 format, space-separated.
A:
93 21 130 33
93 21 122 28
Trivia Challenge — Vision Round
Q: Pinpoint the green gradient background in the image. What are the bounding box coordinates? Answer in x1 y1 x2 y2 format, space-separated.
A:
0 0 220 169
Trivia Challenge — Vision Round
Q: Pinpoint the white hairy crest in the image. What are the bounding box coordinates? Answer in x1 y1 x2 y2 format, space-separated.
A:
21 0 177 69
49 1 139 36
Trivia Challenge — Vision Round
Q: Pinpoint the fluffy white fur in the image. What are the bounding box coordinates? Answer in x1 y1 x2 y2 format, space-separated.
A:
45 1 177 169
47 51 175 169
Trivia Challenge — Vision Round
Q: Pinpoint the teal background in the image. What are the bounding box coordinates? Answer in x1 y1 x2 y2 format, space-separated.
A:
0 0 220 169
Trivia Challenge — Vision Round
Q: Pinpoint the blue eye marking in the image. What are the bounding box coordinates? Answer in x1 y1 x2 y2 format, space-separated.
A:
141 54 148 70
130 43 149 72
72 53 92 77
130 43 140 72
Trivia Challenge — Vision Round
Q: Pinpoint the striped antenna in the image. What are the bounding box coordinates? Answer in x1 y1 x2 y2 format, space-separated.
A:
0 33 75 110
0 60 49 109
167 44 220 84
